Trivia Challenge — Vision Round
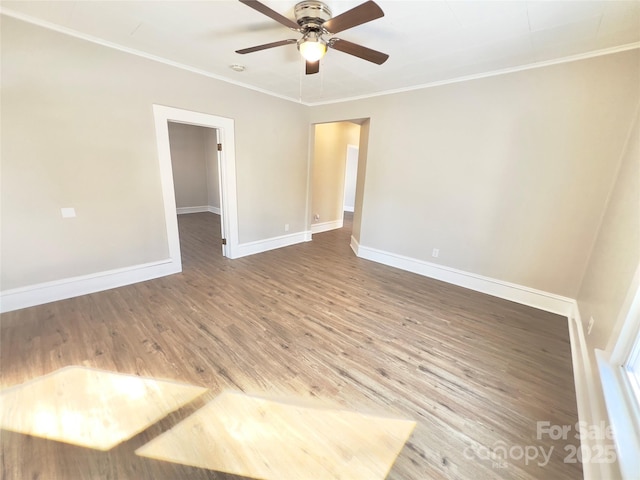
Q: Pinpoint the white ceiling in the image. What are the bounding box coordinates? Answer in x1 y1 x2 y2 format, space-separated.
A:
2 1 639 104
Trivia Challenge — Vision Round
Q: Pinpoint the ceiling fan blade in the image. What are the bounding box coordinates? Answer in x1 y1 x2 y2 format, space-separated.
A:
306 60 320 75
322 0 384 34
236 39 297 54
328 38 389 65
239 0 300 31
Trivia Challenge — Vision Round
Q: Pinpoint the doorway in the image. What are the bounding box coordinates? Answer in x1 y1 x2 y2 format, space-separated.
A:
310 121 361 235
152 105 239 270
167 122 224 263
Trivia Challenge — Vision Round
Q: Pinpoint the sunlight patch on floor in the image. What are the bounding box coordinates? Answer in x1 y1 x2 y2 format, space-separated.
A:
0 366 207 450
136 390 415 480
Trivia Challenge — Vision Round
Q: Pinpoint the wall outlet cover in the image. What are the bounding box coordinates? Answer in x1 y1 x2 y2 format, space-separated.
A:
61 207 76 218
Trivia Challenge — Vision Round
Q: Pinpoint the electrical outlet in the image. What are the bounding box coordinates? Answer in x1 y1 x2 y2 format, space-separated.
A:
284 224 289 232
61 207 76 218
432 248 439 258
313 214 320 222
587 317 595 335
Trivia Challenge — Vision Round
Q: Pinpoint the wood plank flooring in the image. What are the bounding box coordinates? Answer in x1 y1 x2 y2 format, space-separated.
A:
0 212 582 480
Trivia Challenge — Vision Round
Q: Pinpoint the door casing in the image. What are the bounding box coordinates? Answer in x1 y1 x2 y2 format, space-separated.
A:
152 104 239 263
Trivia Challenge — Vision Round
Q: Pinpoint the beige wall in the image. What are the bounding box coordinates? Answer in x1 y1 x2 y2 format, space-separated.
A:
2 14 639 303
0 16 308 290
577 109 640 351
168 122 209 209
312 122 360 226
167 123 220 210
310 50 640 297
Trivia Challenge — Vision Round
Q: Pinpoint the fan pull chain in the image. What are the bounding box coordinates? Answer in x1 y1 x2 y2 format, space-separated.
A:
321 61 324 98
299 59 303 103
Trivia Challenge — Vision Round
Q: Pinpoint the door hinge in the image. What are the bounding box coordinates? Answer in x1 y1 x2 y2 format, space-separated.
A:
217 143 223 151
222 238 227 245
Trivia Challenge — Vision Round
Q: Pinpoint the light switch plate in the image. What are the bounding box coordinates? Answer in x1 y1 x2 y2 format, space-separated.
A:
61 207 76 218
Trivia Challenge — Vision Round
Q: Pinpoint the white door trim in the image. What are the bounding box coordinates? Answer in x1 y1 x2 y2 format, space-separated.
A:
153 104 239 260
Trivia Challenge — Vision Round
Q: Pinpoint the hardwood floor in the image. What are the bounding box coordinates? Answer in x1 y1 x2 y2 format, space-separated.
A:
0 212 582 479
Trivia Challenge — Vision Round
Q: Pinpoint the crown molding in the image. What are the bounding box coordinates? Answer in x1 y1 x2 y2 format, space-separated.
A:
307 42 640 106
0 8 303 105
2 8 639 107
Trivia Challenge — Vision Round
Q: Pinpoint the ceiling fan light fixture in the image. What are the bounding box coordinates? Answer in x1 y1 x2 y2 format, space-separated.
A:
237 0 388 75
297 32 327 62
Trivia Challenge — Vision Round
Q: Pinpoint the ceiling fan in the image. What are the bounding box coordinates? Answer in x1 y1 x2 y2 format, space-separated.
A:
235 0 389 75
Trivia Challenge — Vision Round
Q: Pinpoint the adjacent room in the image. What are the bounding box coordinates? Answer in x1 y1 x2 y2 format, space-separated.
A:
1 1 639 479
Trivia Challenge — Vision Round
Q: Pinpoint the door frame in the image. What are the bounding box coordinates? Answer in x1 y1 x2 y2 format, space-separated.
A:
153 104 239 262
343 144 359 213
308 119 368 241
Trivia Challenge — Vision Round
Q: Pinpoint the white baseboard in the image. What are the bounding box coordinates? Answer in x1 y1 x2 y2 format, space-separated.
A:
311 219 344 234
0 259 181 313
343 206 355 213
176 205 220 215
350 235 360 256
176 205 208 214
355 243 575 316
568 306 620 480
232 231 312 259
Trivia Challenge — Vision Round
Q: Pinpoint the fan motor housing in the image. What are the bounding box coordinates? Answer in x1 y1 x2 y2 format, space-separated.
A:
294 1 332 30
